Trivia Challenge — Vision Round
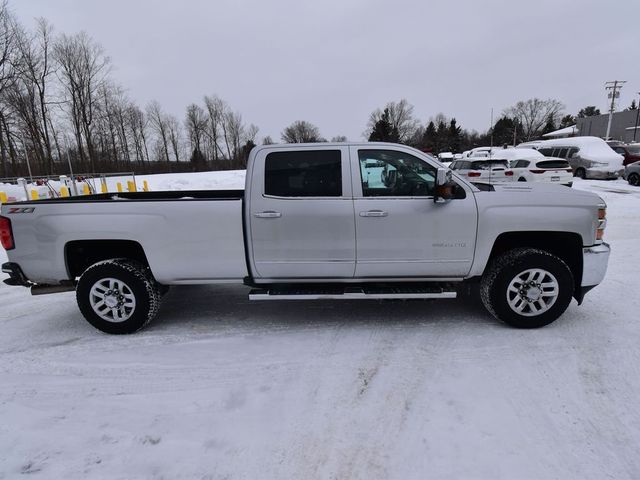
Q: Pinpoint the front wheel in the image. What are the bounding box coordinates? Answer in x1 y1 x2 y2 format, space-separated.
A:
480 248 574 328
575 168 586 179
628 173 640 186
76 259 162 334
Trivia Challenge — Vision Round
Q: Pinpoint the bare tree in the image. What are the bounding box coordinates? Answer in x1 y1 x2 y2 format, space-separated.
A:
331 135 348 142
147 100 170 162
166 113 182 162
262 135 274 145
203 95 226 161
0 0 18 176
224 110 244 159
11 18 57 173
245 123 259 144
184 103 207 155
281 120 321 143
54 31 110 171
504 98 565 140
366 99 420 143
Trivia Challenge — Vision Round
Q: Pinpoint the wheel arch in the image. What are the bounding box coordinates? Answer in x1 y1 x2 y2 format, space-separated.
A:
484 231 583 300
65 239 151 280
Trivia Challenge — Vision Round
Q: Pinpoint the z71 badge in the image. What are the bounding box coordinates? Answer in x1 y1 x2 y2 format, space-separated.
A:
7 207 35 214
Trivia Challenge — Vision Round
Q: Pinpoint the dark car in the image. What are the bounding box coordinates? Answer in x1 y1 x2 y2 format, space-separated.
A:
609 143 640 166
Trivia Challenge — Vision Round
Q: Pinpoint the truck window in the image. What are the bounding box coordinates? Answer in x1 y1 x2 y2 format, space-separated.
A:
359 149 436 197
264 150 342 197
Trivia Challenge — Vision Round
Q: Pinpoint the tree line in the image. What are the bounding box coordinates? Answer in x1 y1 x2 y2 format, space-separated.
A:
1 0 635 179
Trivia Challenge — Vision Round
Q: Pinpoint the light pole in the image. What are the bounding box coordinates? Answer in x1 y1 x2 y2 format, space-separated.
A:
634 92 640 143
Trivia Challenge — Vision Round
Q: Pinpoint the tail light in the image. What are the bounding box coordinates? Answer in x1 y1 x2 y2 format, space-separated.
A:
530 169 545 174
0 216 14 250
596 205 606 242
468 172 481 177
566 168 573 172
505 170 514 176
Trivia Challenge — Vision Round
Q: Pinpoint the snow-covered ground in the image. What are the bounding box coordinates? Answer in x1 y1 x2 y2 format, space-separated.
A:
1 175 639 479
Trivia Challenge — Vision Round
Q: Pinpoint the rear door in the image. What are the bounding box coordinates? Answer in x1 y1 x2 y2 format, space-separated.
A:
248 146 355 279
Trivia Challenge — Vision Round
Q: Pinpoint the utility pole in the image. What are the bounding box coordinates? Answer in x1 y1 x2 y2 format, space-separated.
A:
604 80 626 140
634 91 640 142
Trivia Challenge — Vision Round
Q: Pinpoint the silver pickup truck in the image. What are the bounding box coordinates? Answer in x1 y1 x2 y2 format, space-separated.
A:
1 142 610 334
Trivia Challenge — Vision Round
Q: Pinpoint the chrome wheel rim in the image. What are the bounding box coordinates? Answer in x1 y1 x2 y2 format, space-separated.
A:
506 268 559 317
89 277 136 323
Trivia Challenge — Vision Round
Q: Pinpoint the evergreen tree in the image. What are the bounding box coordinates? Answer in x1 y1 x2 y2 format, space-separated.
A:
448 119 462 152
577 106 601 118
559 114 576 128
190 148 207 171
541 115 557 135
368 108 400 143
420 121 437 151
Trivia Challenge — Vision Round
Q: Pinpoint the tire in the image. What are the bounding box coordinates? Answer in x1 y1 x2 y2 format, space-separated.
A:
628 173 640 186
76 259 161 334
480 248 574 328
575 168 586 179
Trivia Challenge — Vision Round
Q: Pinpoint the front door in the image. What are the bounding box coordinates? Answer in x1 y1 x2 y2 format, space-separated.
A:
248 146 355 279
352 146 478 278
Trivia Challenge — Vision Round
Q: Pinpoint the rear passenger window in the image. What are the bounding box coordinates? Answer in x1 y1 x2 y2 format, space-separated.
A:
265 150 342 197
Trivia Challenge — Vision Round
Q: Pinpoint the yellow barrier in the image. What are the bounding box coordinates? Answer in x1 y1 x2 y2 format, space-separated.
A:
143 180 149 192
101 181 108 193
117 182 123 192
127 180 136 192
31 189 39 200
60 186 69 197
0 191 7 204
83 183 91 195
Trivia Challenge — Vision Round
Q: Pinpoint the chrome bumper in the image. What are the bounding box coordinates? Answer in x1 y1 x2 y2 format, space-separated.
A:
581 243 610 287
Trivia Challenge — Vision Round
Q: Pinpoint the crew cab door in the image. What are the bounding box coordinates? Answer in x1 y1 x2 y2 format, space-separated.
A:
351 146 477 278
247 146 355 279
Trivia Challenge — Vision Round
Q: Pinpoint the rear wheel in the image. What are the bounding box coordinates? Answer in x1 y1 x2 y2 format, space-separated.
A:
628 173 640 186
76 259 161 334
480 248 574 328
575 168 586 179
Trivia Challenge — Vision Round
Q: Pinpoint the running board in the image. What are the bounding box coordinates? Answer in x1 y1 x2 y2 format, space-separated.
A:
249 286 457 301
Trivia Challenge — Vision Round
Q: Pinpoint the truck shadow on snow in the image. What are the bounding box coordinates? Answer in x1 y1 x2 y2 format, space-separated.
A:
151 284 499 332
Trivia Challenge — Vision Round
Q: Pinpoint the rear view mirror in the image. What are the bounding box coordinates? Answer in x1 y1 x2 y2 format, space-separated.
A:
435 167 455 203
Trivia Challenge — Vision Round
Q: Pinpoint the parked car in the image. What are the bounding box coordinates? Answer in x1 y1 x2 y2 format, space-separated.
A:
536 137 624 180
510 157 574 187
1 142 610 333
623 160 640 186
449 157 514 184
609 143 640 166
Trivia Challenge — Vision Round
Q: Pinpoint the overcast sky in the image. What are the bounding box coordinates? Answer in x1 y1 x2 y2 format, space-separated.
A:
10 0 640 142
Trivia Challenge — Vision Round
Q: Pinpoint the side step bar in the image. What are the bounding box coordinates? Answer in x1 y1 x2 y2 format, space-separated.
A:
249 286 457 301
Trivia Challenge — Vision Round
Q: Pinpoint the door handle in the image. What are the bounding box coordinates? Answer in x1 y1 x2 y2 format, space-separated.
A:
254 211 282 218
359 210 388 217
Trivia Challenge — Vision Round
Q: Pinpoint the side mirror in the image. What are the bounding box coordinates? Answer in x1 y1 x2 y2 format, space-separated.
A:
434 167 455 203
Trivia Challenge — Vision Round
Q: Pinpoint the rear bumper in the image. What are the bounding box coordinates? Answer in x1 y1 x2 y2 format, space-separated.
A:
581 243 610 287
1 262 31 287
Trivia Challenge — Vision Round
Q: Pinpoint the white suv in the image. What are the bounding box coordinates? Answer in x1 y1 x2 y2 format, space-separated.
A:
449 158 514 184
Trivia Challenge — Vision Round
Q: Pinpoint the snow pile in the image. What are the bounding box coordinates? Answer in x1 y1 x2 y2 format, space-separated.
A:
538 136 624 171
0 174 639 478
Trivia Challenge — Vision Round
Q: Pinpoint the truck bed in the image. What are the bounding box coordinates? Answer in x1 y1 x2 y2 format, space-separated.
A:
2 190 248 285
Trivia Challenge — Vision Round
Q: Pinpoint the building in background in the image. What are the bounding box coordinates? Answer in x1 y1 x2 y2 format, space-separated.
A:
577 110 640 142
